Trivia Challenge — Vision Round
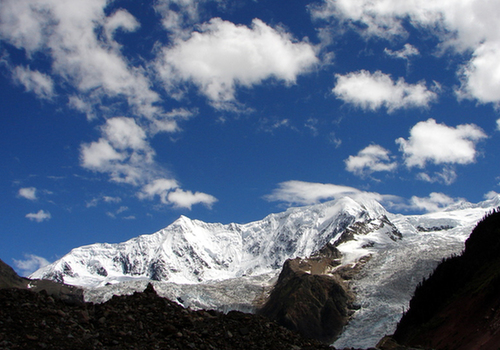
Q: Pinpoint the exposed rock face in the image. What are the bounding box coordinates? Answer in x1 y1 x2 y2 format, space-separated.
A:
391 210 500 350
259 244 356 343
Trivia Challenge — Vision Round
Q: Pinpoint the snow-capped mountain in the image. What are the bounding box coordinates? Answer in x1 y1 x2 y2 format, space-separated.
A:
30 194 500 348
31 196 395 287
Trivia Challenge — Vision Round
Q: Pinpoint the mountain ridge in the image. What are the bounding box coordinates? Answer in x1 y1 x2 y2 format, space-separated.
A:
30 196 391 287
27 194 500 348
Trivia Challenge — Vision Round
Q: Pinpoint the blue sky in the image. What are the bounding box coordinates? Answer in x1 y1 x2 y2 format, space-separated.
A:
1 0 500 276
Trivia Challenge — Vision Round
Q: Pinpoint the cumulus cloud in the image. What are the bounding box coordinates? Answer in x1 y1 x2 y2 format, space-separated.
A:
18 187 37 200
12 254 50 276
409 192 461 212
25 210 51 222
458 42 500 106
333 70 436 112
345 144 397 176
12 66 55 99
312 0 500 105
156 18 318 108
397 118 487 168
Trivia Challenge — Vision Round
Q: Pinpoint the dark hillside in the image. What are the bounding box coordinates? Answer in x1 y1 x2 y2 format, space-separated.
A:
392 210 500 349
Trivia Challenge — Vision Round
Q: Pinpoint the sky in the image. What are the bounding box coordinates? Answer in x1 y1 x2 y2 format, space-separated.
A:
1 0 500 276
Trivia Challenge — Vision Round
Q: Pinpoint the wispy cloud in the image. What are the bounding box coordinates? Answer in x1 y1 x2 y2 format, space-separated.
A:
25 210 51 222
384 43 420 61
12 66 55 99
264 180 402 207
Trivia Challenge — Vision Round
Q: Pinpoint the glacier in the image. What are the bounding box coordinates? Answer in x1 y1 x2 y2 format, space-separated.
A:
30 195 500 348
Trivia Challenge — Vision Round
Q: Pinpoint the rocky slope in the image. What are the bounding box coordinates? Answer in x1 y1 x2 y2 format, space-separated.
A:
1 281 345 350
390 210 500 349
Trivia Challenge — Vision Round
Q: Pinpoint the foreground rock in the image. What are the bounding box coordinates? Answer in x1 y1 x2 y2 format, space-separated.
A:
0 282 339 350
389 210 500 349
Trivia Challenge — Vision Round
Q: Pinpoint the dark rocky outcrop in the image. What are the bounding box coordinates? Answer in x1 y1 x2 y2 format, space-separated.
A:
259 244 357 344
389 210 500 350
0 259 26 289
0 258 83 304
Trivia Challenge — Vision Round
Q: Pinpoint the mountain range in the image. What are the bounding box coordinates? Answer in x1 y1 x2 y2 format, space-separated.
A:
30 195 500 348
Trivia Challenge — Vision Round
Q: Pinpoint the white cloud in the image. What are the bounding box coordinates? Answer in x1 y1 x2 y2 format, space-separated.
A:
18 187 37 200
80 117 155 185
484 191 499 200
384 43 419 60
138 178 180 203
156 17 318 108
409 192 460 212
155 0 223 34
333 70 436 112
312 0 500 105
458 42 500 106
497 119 500 131
12 66 55 99
0 0 168 121
345 144 397 176
103 196 121 203
81 139 125 171
138 179 217 209
265 180 404 209
86 195 122 208
12 254 50 276
265 180 361 205
80 117 217 209
25 210 51 222
417 167 457 185
396 118 487 168
167 188 218 209
102 117 149 151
